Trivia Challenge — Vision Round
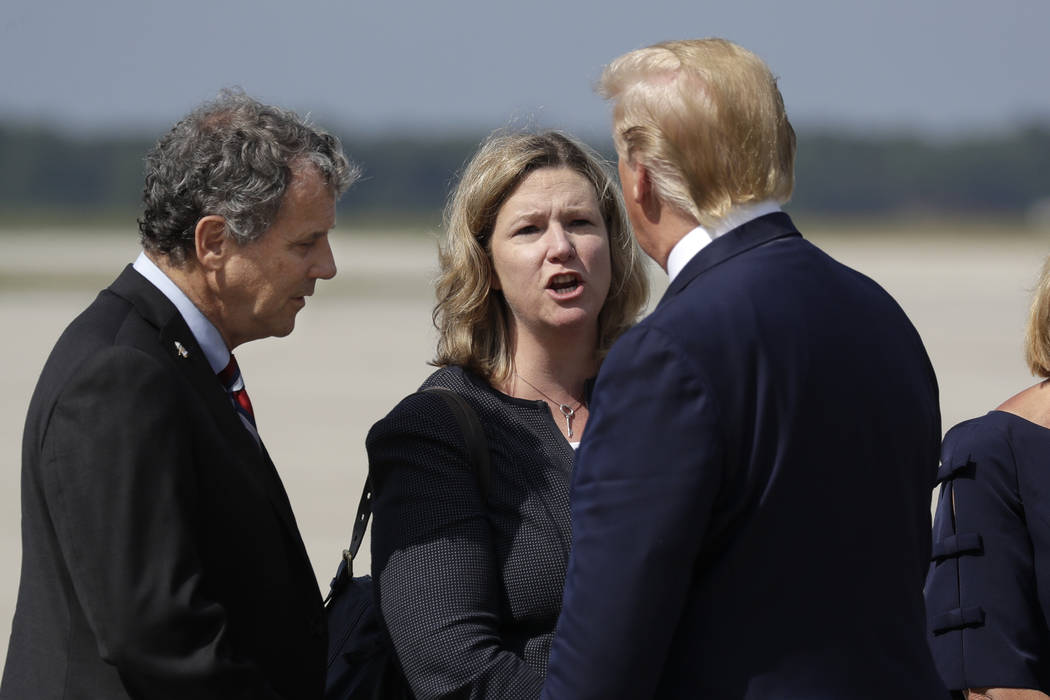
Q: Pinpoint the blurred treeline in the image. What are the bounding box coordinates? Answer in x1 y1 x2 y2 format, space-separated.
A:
1 121 1049 226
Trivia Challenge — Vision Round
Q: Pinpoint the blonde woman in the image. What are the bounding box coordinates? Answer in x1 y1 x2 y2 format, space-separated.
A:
365 130 648 699
927 256 1050 700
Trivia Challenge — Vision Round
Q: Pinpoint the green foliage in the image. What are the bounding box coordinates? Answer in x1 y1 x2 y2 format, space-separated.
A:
792 124 1050 215
0 123 147 211
338 134 481 217
2 121 1048 222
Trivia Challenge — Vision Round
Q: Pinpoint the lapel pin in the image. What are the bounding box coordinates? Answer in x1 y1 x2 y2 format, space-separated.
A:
174 341 190 359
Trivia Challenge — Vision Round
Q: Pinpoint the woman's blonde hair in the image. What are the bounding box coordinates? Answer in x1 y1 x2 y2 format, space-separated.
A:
1025 255 1050 377
599 38 796 229
432 130 649 384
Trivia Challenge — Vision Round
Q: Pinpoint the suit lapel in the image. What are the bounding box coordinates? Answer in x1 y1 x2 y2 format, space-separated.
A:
110 265 260 457
107 265 315 575
659 212 802 307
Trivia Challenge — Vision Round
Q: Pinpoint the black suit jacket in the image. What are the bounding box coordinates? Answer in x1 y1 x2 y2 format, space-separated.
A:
1 265 326 700
543 214 949 699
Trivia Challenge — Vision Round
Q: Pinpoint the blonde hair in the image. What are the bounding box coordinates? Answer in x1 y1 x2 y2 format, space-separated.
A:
432 130 650 384
599 38 796 229
1025 255 1050 377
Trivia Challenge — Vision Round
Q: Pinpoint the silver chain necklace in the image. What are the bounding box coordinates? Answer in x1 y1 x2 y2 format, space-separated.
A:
514 372 584 438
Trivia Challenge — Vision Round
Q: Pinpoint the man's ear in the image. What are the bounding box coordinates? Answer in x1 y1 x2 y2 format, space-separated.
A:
629 161 662 223
628 159 649 205
194 216 230 270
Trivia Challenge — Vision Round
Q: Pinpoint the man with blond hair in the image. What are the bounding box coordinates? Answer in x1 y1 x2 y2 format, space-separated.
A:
542 39 948 699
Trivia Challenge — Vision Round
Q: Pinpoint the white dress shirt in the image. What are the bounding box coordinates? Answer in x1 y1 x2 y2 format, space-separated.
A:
133 252 230 373
666 200 783 284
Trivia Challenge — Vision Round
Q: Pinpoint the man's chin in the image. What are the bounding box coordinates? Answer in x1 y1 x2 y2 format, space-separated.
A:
273 321 296 338
261 317 297 341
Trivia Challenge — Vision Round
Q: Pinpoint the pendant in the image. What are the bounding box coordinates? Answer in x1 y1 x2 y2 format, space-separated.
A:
559 404 575 438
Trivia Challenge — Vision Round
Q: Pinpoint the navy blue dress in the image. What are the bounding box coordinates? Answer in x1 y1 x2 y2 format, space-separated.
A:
926 411 1050 693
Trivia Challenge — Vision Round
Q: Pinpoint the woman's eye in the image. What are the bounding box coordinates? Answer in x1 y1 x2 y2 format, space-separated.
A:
515 225 540 236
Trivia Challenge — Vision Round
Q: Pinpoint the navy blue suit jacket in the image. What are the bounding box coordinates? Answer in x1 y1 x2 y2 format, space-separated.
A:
543 214 948 699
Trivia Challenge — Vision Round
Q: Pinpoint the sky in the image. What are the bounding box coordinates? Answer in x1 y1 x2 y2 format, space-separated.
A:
1 0 1048 140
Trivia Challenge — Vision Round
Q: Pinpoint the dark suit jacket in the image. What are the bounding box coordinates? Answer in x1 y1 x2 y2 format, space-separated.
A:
542 213 948 699
367 366 574 699
1 265 326 700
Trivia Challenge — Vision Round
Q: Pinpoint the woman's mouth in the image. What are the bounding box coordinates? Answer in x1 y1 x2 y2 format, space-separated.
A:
548 273 583 297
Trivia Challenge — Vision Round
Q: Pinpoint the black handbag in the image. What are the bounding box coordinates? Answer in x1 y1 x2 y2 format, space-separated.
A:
323 386 491 700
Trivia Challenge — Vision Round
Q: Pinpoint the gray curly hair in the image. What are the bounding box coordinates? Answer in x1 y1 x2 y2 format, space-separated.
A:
138 89 358 264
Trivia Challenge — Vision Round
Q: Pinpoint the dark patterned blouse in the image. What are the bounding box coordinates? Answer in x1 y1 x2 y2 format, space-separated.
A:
367 365 574 700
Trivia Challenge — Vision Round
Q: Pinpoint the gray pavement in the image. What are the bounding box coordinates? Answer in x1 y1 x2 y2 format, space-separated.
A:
0 222 1046 675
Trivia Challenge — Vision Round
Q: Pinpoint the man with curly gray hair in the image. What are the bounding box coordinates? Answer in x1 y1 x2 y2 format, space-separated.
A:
2 90 357 700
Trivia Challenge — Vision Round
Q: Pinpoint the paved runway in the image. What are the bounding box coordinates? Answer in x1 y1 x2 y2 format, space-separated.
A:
1 221 1047 674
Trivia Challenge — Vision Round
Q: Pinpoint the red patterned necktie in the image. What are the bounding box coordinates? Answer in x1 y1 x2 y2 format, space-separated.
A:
217 354 258 435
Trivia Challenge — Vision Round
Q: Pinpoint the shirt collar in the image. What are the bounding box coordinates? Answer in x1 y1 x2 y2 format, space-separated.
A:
133 251 230 373
666 199 783 284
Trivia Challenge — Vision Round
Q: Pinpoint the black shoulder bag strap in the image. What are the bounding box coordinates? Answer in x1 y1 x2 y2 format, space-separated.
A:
327 386 490 602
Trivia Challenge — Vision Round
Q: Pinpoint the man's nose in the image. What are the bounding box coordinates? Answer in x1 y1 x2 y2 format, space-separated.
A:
312 237 337 280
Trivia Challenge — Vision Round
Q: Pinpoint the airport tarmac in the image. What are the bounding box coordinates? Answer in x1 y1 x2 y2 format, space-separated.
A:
0 222 1046 673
